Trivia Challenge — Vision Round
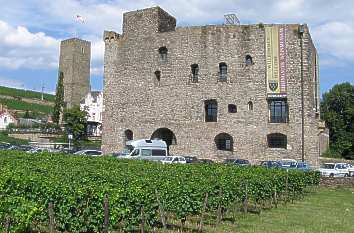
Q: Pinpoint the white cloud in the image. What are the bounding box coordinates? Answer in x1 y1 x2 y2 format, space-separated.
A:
312 22 354 63
0 76 24 89
0 20 60 70
0 19 104 74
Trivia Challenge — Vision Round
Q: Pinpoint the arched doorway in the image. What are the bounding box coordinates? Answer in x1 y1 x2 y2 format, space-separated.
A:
214 133 233 151
124 129 133 141
151 128 177 150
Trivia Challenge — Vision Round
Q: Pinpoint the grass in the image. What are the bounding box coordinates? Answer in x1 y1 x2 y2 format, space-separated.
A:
0 132 29 145
203 187 354 233
0 98 53 114
0 86 55 102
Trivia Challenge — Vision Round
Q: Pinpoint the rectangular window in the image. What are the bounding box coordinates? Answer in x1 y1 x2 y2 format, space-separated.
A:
141 149 152 156
268 99 288 123
151 149 166 156
267 134 287 149
205 100 218 122
225 139 231 150
191 64 199 83
219 63 227 82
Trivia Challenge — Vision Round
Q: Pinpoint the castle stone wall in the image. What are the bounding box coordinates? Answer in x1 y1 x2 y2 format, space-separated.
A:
102 7 321 166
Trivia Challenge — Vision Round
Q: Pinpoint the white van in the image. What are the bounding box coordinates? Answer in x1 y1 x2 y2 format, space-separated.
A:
118 139 168 161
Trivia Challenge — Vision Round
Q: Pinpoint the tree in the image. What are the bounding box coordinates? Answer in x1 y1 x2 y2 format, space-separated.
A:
53 71 64 125
63 106 88 146
321 82 354 159
24 110 31 119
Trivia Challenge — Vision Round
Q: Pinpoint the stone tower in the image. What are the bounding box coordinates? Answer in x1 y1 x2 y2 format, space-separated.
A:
59 38 91 108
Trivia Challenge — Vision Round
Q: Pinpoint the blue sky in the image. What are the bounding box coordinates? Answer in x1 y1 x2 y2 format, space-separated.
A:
0 0 353 95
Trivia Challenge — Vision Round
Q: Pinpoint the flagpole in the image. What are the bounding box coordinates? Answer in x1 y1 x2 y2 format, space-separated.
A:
74 15 85 39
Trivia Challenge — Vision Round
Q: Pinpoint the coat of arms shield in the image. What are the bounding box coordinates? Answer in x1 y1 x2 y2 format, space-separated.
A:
269 80 278 92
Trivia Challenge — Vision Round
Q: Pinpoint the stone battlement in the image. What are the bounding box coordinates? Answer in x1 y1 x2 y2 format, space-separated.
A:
122 6 176 36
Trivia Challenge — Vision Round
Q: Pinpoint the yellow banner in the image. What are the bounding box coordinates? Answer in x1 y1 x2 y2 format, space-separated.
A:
266 26 280 94
266 25 288 97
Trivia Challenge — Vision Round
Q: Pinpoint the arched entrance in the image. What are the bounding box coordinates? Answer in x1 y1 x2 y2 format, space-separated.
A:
151 128 177 150
124 129 133 141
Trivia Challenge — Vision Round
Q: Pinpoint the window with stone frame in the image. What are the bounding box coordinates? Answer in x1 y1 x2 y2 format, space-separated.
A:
219 62 227 81
245 55 253 65
248 101 253 111
191 64 199 83
158 47 168 62
228 104 237 113
268 98 288 123
267 133 287 149
154 70 161 82
215 133 233 151
205 99 218 122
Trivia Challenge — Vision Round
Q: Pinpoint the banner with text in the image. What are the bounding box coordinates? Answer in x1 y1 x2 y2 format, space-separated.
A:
265 25 287 98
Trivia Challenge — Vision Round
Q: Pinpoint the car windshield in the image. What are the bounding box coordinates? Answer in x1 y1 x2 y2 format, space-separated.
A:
321 164 335 169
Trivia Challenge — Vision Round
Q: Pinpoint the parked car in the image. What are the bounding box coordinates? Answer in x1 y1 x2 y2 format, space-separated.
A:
112 149 131 157
319 163 350 177
295 162 311 171
183 156 199 163
223 159 250 166
161 156 186 164
260 160 282 169
0 143 11 150
17 145 34 152
279 159 297 169
27 147 53 154
117 139 168 161
74 149 102 156
198 159 214 164
346 163 354 177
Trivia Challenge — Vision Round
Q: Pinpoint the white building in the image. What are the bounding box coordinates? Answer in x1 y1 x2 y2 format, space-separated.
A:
80 91 103 136
0 111 17 130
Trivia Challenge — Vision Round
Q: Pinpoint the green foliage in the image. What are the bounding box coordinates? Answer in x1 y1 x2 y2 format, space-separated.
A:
0 86 55 102
321 82 354 159
321 147 342 159
0 152 320 232
63 106 88 145
0 98 53 114
52 72 64 125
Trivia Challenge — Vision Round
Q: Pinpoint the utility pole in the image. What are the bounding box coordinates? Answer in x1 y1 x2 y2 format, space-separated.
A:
41 83 45 101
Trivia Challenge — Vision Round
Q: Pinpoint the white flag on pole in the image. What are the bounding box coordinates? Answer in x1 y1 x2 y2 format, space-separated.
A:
76 15 85 23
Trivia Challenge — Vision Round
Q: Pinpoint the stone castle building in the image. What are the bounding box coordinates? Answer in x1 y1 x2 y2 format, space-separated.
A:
59 38 91 108
102 7 321 165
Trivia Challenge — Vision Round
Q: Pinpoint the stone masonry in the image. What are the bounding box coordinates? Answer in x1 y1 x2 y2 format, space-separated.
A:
102 7 321 166
59 38 91 108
